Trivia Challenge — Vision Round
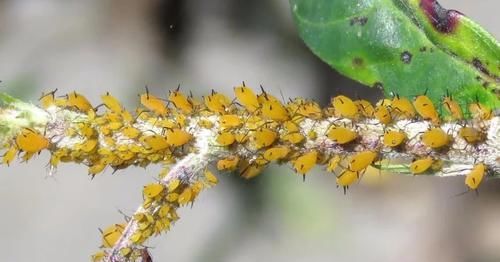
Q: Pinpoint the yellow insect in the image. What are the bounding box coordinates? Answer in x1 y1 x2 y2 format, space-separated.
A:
383 130 407 148
348 151 378 172
15 128 50 153
292 150 318 180
374 101 392 125
336 169 359 194
204 169 218 186
219 114 243 129
234 82 260 112
178 187 193 205
354 99 375 118
459 127 485 144
469 102 492 120
168 85 194 114
252 128 278 149
465 163 486 191
39 89 58 109
140 86 169 117
421 128 450 149
442 92 463 120
296 100 323 119
281 132 305 144
217 156 240 171
331 95 359 119
91 251 106 262
413 93 440 125
88 162 106 177
391 94 416 119
143 183 165 199
261 99 289 122
216 132 236 146
263 146 290 161
204 90 231 114
122 126 141 139
409 157 434 175
239 162 265 179
101 92 123 113
141 135 169 151
2 146 18 166
101 223 126 248
327 126 357 145
165 128 192 147
66 91 93 112
326 155 341 172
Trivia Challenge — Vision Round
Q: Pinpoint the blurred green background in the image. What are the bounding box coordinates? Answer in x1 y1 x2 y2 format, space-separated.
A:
0 1 499 261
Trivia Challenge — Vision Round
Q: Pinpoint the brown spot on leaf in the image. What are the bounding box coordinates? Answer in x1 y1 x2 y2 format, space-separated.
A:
352 57 363 66
401 51 413 64
420 0 462 34
350 17 368 26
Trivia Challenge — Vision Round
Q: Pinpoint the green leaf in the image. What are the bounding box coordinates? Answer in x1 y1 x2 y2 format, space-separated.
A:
290 0 499 112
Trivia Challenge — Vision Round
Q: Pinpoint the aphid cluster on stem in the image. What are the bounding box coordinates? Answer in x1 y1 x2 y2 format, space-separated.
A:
0 83 497 261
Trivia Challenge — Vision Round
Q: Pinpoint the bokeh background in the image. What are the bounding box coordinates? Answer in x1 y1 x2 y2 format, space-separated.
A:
0 1 499 261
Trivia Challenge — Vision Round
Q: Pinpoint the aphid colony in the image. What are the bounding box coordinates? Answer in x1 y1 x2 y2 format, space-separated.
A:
1 85 494 191
0 84 495 261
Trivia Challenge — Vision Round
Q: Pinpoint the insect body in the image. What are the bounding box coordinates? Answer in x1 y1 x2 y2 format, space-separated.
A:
383 130 406 148
15 128 49 153
234 83 260 112
348 151 378 172
421 128 450 149
409 157 434 174
336 169 359 194
327 126 357 145
293 150 318 180
465 163 486 191
332 95 359 119
413 94 440 125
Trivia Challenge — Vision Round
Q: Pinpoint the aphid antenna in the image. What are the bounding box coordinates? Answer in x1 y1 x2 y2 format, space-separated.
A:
259 84 269 100
39 88 58 100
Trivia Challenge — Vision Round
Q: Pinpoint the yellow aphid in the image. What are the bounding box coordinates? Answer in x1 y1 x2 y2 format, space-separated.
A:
204 91 231 114
413 94 440 125
355 99 375 118
15 128 49 153
327 126 357 145
234 83 260 112
166 193 179 203
66 91 93 112
374 102 392 125
39 89 58 109
469 102 492 120
257 86 280 104
263 146 290 161
168 88 194 114
283 121 300 132
442 94 463 120
165 128 192 147
119 248 132 257
296 101 323 119
216 132 236 146
239 162 265 179
107 121 123 131
101 92 123 113
158 205 171 218
217 156 239 171
80 139 98 153
326 155 341 172
101 223 126 248
253 128 278 149
91 251 106 262
129 232 144 244
391 95 416 119
409 157 434 174
336 169 359 194
88 163 106 176
261 100 289 122
235 133 249 143
122 126 141 139
281 132 305 144
140 88 169 117
2 146 17 166
465 163 486 191
121 110 134 124
204 169 218 186
293 150 318 176
219 114 243 129
167 178 181 192
198 119 214 129
307 130 318 140
332 95 359 119
383 130 407 148
142 135 169 151
143 183 165 199
79 123 96 139
459 127 485 144
178 187 193 205
421 128 450 149
117 151 135 161
348 151 378 172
